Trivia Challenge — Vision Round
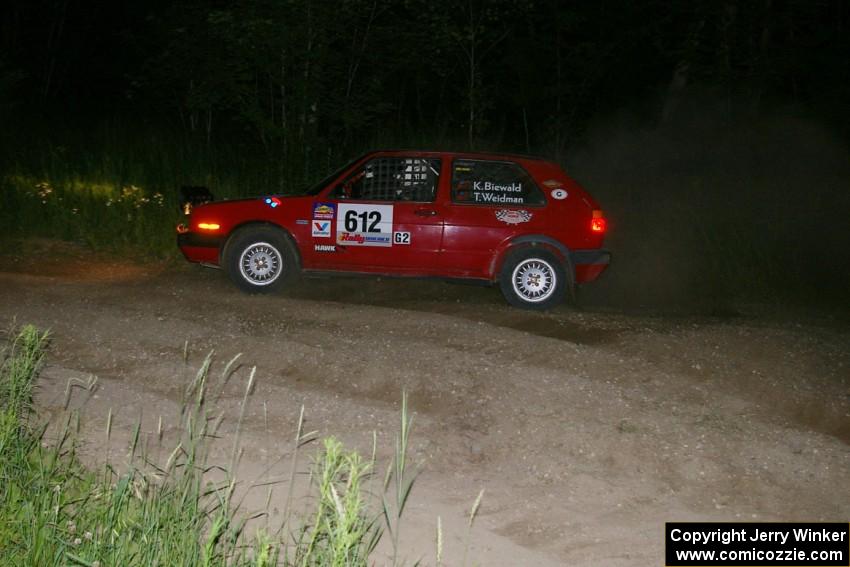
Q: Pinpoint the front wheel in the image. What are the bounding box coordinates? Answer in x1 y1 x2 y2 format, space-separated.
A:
224 227 299 294
498 249 570 310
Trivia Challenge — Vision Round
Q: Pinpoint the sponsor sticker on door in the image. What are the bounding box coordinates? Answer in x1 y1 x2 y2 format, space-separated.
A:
495 209 533 224
312 220 331 238
336 204 394 247
312 202 336 220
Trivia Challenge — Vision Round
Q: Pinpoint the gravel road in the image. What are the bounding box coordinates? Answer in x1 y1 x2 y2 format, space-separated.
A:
1 240 848 566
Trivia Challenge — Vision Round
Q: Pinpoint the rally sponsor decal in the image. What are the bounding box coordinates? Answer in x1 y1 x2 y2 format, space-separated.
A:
393 231 411 245
312 220 331 238
312 202 336 220
296 219 308 225
551 188 568 200
314 244 336 252
338 232 392 246
495 209 533 225
336 204 394 247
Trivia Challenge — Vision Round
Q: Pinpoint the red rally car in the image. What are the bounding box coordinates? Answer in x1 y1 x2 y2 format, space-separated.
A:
177 150 610 310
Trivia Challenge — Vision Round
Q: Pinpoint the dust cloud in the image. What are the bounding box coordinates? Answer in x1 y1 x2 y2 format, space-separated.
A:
567 94 850 315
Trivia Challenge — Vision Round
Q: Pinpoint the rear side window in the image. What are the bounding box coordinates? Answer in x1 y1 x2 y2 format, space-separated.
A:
451 160 545 206
330 157 441 202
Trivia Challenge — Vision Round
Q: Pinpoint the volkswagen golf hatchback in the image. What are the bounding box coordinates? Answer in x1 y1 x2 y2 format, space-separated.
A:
177 150 610 310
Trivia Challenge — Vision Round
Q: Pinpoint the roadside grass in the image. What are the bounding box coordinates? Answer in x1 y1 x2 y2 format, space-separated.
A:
1 173 178 257
0 325 472 566
0 124 310 258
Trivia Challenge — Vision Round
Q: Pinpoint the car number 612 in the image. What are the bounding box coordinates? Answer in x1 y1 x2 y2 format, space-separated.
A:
345 210 381 232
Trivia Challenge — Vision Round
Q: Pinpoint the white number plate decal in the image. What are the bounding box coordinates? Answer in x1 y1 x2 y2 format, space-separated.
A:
336 204 394 247
393 231 411 245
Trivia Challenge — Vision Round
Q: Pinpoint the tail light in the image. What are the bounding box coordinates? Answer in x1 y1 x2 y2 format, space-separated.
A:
591 209 606 233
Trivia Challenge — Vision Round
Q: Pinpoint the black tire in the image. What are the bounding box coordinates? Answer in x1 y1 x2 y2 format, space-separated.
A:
498 248 570 310
223 226 299 294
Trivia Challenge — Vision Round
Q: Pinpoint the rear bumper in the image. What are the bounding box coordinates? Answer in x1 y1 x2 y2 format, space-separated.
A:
571 249 611 283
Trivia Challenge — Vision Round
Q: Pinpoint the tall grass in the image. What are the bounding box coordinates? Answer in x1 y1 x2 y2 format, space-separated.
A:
0 327 280 565
0 121 340 257
0 325 474 566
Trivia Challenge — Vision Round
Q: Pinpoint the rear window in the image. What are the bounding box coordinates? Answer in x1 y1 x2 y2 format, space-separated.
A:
451 160 545 206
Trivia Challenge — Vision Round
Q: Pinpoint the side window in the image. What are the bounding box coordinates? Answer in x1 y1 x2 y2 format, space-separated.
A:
451 160 545 206
331 157 441 202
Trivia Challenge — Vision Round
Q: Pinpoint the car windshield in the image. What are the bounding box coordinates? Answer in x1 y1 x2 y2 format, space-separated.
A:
302 153 367 196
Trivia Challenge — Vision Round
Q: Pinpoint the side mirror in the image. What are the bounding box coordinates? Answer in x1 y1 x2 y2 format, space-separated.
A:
179 186 214 214
331 184 346 199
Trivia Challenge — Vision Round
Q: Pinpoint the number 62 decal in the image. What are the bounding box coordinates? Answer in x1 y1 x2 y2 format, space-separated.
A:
393 231 411 245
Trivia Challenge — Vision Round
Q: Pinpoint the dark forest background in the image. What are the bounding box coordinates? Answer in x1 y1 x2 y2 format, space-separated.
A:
2 0 849 310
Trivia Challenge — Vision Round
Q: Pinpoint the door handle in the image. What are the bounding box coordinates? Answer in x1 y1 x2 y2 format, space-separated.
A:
414 209 438 217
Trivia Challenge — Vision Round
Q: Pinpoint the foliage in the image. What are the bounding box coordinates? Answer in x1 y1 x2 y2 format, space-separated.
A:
0 122 281 256
4 0 850 158
0 325 456 566
0 326 274 565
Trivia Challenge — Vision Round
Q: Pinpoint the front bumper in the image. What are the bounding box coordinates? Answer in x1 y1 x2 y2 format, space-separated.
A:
177 231 223 264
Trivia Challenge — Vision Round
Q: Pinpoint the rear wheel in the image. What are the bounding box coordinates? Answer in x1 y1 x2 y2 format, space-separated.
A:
499 248 569 310
224 226 299 293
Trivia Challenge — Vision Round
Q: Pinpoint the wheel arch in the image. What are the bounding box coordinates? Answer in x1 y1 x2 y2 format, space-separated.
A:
491 235 574 283
220 221 302 267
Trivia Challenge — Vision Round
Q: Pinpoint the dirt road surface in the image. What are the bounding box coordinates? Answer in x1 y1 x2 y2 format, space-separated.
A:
1 240 848 566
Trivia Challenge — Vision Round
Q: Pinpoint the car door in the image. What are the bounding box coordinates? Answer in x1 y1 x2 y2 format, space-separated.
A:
308 155 445 275
439 157 549 278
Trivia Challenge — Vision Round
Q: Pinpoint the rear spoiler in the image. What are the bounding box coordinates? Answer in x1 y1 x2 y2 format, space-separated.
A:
179 186 214 215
